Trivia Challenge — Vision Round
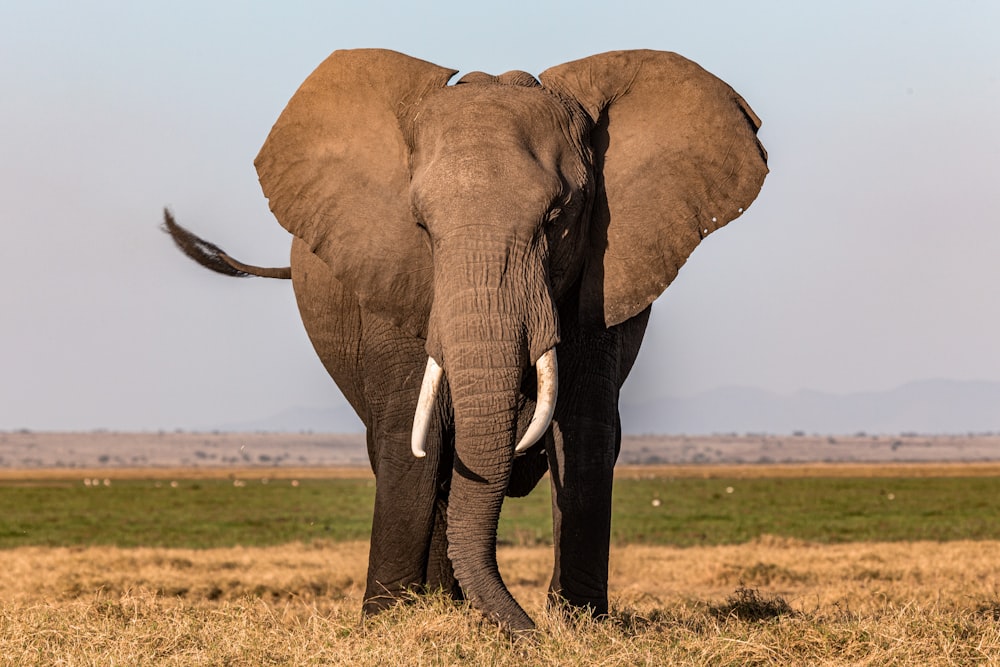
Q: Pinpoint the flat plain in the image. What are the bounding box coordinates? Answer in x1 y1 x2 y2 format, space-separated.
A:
3 432 1000 665
3 430 999 470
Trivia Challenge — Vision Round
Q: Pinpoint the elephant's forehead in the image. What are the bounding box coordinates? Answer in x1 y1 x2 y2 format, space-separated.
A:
414 84 573 143
411 85 588 186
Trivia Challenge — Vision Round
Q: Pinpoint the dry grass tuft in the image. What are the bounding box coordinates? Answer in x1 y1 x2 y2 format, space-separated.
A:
711 585 796 622
3 541 1000 665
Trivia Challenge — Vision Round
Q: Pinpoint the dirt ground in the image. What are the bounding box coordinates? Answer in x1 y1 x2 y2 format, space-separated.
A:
2 431 998 471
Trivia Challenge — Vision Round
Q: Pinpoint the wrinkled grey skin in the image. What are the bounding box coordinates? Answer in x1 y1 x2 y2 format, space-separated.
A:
165 48 767 634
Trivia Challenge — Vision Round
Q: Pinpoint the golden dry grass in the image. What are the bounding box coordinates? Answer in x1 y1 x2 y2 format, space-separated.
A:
3 540 1000 665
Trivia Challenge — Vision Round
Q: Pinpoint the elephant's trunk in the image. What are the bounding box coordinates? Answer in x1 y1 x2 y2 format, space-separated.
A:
445 339 534 632
422 236 559 633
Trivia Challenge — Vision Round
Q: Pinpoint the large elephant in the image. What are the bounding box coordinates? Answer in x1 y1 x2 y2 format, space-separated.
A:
165 48 767 633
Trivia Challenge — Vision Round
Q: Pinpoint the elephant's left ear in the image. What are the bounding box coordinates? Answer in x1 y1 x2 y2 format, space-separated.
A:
540 50 768 328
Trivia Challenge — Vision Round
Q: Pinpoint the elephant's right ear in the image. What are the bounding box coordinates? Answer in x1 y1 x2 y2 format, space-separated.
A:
255 49 457 336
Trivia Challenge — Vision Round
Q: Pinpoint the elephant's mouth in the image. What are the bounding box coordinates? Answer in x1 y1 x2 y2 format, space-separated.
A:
410 347 558 458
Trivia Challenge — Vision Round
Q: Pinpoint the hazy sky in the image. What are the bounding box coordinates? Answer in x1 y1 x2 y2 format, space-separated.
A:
2 2 998 431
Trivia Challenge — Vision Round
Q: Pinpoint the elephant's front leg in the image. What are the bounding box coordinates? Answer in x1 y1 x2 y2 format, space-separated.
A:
290 243 459 612
545 308 649 616
360 324 459 614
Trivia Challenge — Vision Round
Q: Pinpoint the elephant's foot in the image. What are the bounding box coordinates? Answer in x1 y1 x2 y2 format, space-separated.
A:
361 580 465 618
361 583 419 617
361 592 401 617
545 590 610 623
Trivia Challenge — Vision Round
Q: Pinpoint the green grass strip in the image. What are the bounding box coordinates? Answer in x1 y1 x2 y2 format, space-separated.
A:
1 475 998 549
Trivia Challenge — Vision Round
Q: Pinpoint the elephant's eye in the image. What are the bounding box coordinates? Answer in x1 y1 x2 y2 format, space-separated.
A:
546 207 563 223
413 216 432 252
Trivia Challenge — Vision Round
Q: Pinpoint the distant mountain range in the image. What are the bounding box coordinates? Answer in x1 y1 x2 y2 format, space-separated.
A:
218 379 999 436
621 379 1000 435
217 404 364 434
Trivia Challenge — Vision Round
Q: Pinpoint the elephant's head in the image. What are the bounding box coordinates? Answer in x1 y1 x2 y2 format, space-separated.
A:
254 49 767 631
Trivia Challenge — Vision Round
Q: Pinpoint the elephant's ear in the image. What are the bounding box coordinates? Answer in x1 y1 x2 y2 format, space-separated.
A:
540 50 768 327
255 49 457 336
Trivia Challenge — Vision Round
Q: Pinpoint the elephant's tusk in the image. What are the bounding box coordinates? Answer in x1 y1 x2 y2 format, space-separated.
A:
515 348 558 454
411 356 444 458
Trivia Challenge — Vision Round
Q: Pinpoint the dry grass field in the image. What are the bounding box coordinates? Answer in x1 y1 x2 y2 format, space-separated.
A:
3 537 1000 663
3 452 1000 664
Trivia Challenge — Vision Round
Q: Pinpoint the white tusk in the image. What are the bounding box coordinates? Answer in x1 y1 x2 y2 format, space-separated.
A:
411 357 444 458
515 348 558 454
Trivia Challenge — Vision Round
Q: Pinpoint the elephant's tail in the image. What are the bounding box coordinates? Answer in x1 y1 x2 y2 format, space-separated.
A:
161 208 292 279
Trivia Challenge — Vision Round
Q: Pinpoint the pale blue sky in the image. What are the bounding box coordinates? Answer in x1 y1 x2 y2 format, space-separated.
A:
1 2 998 430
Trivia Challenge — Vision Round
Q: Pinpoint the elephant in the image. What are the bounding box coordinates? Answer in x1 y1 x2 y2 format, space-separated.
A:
164 48 767 634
